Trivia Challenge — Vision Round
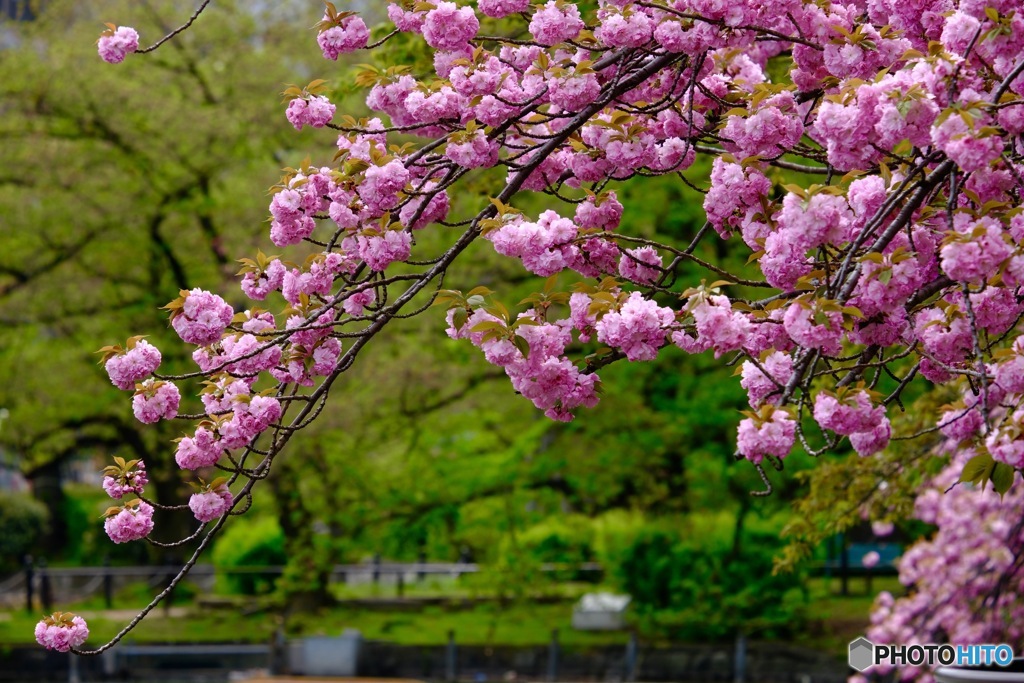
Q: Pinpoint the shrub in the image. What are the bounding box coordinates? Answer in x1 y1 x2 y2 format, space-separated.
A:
211 515 286 595
0 493 49 570
606 513 805 640
515 517 597 581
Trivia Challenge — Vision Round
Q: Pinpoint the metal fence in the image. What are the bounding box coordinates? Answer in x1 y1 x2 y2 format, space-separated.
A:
0 637 849 683
1 561 604 610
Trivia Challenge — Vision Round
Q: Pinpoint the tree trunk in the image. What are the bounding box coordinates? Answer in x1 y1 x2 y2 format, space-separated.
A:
269 457 335 612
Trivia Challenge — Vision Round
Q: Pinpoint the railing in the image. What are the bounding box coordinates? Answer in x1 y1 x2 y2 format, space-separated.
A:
0 561 604 610
8 561 602 578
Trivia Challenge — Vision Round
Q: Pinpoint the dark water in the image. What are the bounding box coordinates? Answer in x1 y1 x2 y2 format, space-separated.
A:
1 640 850 683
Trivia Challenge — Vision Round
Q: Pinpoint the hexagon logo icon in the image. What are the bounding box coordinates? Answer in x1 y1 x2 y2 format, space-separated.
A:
849 637 875 672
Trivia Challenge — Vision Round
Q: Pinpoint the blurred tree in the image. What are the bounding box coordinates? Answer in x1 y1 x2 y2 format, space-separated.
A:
0 0 325 555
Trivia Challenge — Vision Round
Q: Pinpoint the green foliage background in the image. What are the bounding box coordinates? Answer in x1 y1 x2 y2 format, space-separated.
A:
0 0 926 644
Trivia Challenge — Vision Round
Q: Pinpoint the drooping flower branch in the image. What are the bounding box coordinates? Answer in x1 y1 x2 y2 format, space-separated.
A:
40 0 1024 656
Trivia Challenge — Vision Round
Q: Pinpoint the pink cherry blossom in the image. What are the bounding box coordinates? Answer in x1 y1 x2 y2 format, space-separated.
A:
618 246 662 284
105 339 161 390
529 1 584 46
740 352 793 408
170 289 234 346
737 409 796 465
175 426 223 470
104 501 155 544
343 288 376 316
478 0 529 17
241 258 286 301
595 292 675 362
131 380 180 424
97 26 139 64
594 7 652 49
422 2 479 51
446 130 500 169
813 389 886 436
849 417 892 457
102 460 148 499
387 2 426 32
35 614 89 652
189 485 234 523
939 215 1012 284
286 95 335 131
317 14 369 60
575 192 623 231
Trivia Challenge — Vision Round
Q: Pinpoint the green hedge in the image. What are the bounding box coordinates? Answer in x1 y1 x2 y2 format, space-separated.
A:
605 512 806 640
0 492 49 570
212 515 286 595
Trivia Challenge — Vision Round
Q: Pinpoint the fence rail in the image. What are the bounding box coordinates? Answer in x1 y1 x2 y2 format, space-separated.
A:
4 556 896 612
8 561 602 578
0 636 850 683
0 561 604 610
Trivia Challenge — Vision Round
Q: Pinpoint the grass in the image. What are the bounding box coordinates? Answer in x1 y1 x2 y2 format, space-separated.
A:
0 601 626 649
0 607 278 646
290 602 628 647
0 575 902 654
327 575 598 602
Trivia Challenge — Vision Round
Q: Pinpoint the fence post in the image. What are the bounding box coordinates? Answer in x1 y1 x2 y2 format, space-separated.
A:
103 555 113 609
397 571 405 598
417 551 427 583
372 554 381 585
100 648 117 679
39 558 52 613
272 622 288 675
733 633 747 683
624 632 637 683
547 629 559 682
23 555 33 614
446 629 457 682
456 547 472 579
68 651 80 683
839 533 849 597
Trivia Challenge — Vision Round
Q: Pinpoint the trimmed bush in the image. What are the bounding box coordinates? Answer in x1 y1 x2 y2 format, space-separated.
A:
0 492 49 570
516 517 597 581
605 513 805 640
212 515 286 595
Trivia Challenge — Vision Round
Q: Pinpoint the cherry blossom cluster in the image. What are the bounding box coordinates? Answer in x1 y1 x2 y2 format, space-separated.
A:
88 0 1024 527
99 458 154 544
97 25 138 64
286 95 336 131
317 7 370 59
103 499 155 544
862 450 1024 682
101 458 148 499
101 337 161 390
34 613 89 653
189 478 234 523
73 0 1024 655
444 297 602 421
